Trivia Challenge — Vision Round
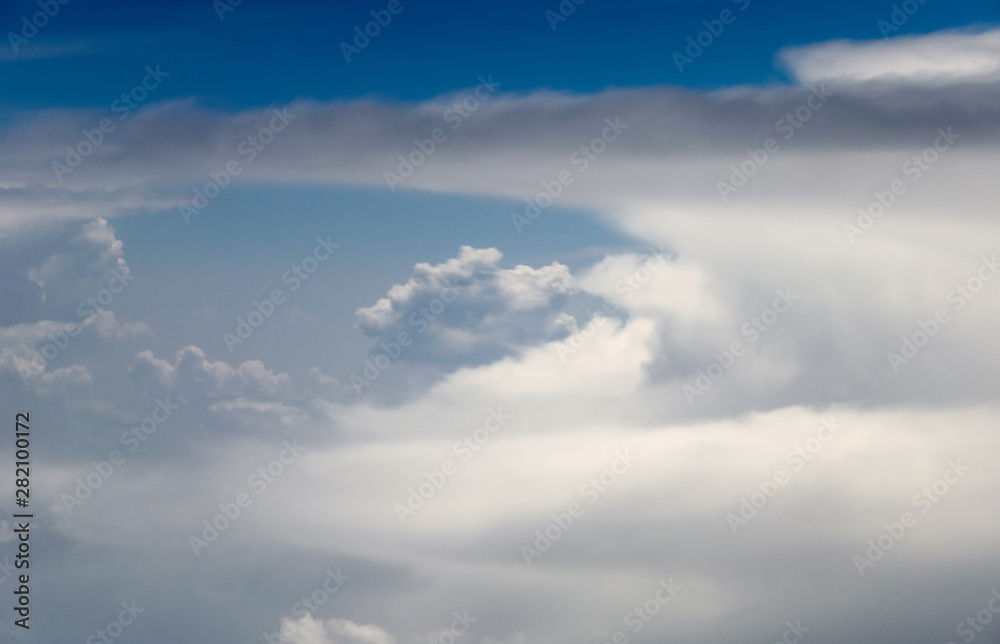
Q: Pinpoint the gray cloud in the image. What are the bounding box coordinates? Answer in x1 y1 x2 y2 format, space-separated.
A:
1 29 1000 233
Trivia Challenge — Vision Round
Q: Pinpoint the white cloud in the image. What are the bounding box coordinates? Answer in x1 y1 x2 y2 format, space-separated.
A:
131 344 292 400
355 246 582 365
6 23 1000 644
2 218 132 318
2 27 1000 233
779 27 1000 85
274 615 395 644
0 310 149 386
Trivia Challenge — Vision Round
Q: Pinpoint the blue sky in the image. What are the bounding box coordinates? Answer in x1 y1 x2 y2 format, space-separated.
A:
2 1 1000 643
3 0 999 111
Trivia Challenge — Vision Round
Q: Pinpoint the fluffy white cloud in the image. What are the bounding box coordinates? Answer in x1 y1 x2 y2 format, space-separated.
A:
355 246 582 365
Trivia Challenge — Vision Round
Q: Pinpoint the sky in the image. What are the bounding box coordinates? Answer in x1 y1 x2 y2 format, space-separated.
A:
1 0 1000 643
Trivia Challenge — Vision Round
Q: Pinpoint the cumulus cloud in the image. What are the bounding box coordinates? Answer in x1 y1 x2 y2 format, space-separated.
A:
279 615 394 644
0 218 133 324
355 246 585 366
131 344 292 401
0 310 149 389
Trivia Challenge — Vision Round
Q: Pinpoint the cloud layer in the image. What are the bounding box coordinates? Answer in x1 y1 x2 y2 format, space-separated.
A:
1 25 998 644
